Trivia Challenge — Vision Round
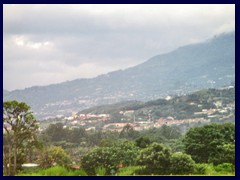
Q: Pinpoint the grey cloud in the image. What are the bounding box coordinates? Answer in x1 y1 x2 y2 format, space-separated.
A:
3 4 235 90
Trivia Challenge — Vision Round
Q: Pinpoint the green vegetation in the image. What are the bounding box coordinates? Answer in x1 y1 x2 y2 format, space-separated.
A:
81 141 139 175
170 152 195 175
118 166 143 175
137 143 171 175
3 101 39 176
38 146 71 168
17 164 234 176
95 167 107 176
77 87 235 123
3 100 235 176
184 123 235 164
17 166 87 176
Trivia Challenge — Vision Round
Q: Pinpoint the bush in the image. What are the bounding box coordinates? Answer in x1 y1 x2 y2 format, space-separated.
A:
137 143 171 175
81 141 139 175
42 166 68 176
17 166 87 176
67 169 87 176
193 164 218 175
117 166 143 176
193 164 208 174
95 167 106 176
38 146 71 168
170 152 195 175
214 163 234 173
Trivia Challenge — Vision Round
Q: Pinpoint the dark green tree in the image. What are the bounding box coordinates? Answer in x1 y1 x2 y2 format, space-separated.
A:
68 127 87 144
160 125 182 140
45 123 68 142
119 124 139 139
135 136 151 148
209 143 235 165
184 123 235 164
87 130 103 146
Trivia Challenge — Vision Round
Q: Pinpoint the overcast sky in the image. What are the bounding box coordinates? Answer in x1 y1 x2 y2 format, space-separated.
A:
3 4 235 91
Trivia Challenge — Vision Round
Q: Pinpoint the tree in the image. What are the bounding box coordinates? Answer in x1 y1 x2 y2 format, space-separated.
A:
45 123 68 142
135 136 151 148
119 124 139 139
68 127 87 144
170 152 195 175
38 146 71 168
87 130 103 146
209 143 235 165
137 143 171 175
184 123 235 164
3 101 39 176
81 141 139 175
160 125 182 140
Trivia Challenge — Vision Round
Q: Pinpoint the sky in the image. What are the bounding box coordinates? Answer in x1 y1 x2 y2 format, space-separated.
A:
3 4 235 91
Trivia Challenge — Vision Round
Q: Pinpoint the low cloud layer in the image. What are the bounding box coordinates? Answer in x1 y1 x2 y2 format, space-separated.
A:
3 4 235 91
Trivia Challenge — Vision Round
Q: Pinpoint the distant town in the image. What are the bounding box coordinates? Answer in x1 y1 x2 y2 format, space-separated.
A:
38 86 235 133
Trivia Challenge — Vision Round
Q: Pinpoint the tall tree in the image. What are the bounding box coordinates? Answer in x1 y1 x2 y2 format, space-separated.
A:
3 101 39 176
184 123 235 164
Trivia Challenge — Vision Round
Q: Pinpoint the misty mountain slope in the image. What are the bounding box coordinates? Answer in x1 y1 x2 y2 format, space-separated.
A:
3 32 235 119
3 89 9 97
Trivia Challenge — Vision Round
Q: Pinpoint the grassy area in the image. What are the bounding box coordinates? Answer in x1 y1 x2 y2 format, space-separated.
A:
117 166 143 175
17 164 235 176
17 166 87 176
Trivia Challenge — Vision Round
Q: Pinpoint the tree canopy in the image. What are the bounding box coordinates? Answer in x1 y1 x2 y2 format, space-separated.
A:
184 123 235 164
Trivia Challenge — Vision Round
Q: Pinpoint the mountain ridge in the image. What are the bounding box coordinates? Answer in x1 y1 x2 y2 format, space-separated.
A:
4 32 235 119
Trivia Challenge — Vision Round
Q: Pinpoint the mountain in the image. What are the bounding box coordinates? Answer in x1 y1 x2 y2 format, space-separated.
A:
3 89 9 97
3 32 235 120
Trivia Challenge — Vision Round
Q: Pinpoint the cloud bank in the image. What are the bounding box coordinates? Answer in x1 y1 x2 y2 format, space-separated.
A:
3 4 235 90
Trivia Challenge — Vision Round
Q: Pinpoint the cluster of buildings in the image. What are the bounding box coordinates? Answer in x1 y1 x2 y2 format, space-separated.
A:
39 98 235 132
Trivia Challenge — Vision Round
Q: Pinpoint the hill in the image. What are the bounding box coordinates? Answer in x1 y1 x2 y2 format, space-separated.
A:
4 32 235 119
77 86 235 123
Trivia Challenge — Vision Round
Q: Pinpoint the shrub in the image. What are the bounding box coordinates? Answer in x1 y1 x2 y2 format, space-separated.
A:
170 152 195 175
117 166 143 175
67 169 87 176
193 163 208 175
214 163 234 173
81 141 139 175
95 167 107 176
43 166 68 176
137 143 171 175
38 146 71 168
17 166 87 176
193 163 218 175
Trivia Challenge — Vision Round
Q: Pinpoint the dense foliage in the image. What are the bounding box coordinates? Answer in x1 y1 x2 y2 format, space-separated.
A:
170 152 195 175
4 102 235 176
137 143 171 175
184 123 235 164
38 146 71 168
81 141 139 175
